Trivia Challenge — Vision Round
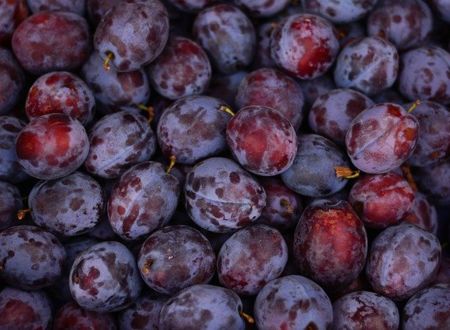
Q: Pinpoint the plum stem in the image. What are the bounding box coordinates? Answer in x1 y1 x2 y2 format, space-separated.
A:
166 155 176 174
137 104 155 123
17 208 31 220
142 259 153 274
219 105 235 117
240 311 255 325
407 100 421 113
103 51 114 71
280 199 294 214
335 167 360 179
401 165 418 192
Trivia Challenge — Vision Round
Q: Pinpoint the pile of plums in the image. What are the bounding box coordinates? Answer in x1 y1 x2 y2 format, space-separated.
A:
1 0 450 329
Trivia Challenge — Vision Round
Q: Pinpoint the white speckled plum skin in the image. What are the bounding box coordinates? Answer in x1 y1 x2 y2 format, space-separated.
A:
367 0 433 50
431 0 450 22
227 106 298 176
108 161 180 241
0 0 28 45
11 11 91 75
0 287 52 330
85 111 156 179
166 0 212 12
193 4 256 74
345 103 419 174
399 46 450 104
54 301 117 330
332 291 399 330
25 71 95 125
0 116 28 183
414 160 450 205
138 225 215 295
254 275 333 330
29 172 104 237
184 157 266 233
308 88 374 145
366 223 441 301
217 224 288 296
119 294 166 330
0 225 66 290
403 285 450 329
349 173 415 229
160 284 245 330
69 241 142 312
271 14 339 80
334 37 399 95
235 68 305 130
0 181 22 230
0 49 25 115
302 0 378 23
147 36 211 100
281 134 350 197
15 114 89 180
27 0 85 15
402 192 438 236
81 52 150 114
94 1 169 72
235 0 289 17
157 95 230 165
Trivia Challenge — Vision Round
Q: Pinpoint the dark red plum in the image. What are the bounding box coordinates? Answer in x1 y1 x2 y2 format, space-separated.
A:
0 0 28 45
160 284 245 330
166 0 212 12
85 111 156 179
184 157 266 233
414 160 450 205
108 161 180 240
69 241 142 312
0 225 66 290
0 287 52 330
334 36 399 95
293 200 367 288
366 223 441 301
235 68 305 130
54 301 117 330
217 224 288 296
281 134 350 197
235 0 289 17
226 105 297 176
11 10 91 75
345 103 419 174
27 0 85 15
119 294 166 330
254 275 333 330
333 291 399 330
193 4 256 74
0 116 28 182
301 0 378 23
402 192 438 235
25 71 95 125
0 48 25 115
138 225 215 294
0 181 22 230
16 113 89 180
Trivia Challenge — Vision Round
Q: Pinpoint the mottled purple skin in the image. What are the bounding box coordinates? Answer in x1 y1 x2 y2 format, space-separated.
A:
54 301 117 330
235 68 305 130
345 103 419 174
293 200 368 288
254 275 333 330
0 181 22 230
69 241 142 312
367 0 433 50
119 294 166 330
253 22 277 68
108 161 180 241
0 48 25 115
11 11 91 75
402 192 438 235
29 172 103 236
399 46 450 105
308 88 374 145
403 285 450 329
82 52 150 114
25 71 95 125
227 106 298 176
259 177 303 230
332 291 399 330
302 0 378 23
0 0 28 45
235 0 289 17
193 4 256 74
85 111 156 179
184 157 266 233
298 73 336 106
206 71 247 109
27 0 85 15
281 134 350 197
138 225 215 295
0 287 52 330
147 36 211 100
349 173 415 229
334 37 399 95
366 223 441 301
0 116 28 182
414 160 450 205
166 0 212 12
0 225 66 290
271 13 339 80
431 0 450 22
86 0 121 27
94 0 169 72
160 284 245 330
407 101 450 167
157 95 230 165
16 113 89 180
217 224 288 296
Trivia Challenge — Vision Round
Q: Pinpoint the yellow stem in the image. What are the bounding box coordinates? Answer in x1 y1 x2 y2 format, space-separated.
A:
137 104 154 123
280 199 294 214
335 167 360 179
401 165 418 192
166 155 176 174
103 51 114 71
407 100 421 113
17 208 31 220
219 105 235 117
240 311 255 325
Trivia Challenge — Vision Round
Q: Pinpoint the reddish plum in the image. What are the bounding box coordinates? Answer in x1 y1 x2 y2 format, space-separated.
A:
0 116 28 182
0 48 25 115
0 181 22 230
301 0 378 23
402 192 438 235
54 301 117 330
